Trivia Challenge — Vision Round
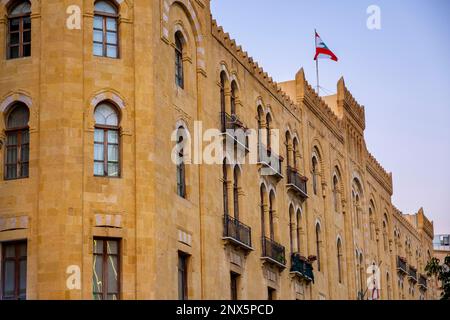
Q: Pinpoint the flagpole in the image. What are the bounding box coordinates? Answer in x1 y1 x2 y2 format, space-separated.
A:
315 29 320 96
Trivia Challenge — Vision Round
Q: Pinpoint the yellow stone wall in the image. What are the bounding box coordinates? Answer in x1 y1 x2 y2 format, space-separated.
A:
0 0 437 300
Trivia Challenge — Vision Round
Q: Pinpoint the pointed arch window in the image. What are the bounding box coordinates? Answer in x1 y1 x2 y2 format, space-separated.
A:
333 175 339 213
266 114 272 150
176 127 187 198
233 166 240 220
94 102 120 177
93 0 119 58
4 103 30 180
230 81 237 116
222 160 229 215
175 32 184 89
316 223 321 271
296 210 302 253
312 156 319 195
337 238 343 284
292 138 299 170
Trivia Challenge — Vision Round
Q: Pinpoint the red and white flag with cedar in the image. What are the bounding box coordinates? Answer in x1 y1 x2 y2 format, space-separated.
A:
314 31 338 62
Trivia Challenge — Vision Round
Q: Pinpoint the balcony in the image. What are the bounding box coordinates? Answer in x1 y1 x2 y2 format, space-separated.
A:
290 253 314 283
261 237 286 269
418 274 427 290
408 266 418 283
258 144 284 180
223 215 253 252
220 112 249 152
397 256 408 275
286 166 308 199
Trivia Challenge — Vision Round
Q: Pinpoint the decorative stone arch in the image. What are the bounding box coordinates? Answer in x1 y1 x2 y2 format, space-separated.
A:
0 91 37 133
311 140 326 174
88 90 130 134
0 0 39 16
173 21 192 57
217 62 231 87
161 0 205 73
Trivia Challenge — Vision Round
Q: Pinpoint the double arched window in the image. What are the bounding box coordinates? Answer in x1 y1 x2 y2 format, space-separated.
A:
4 103 30 179
94 102 120 177
93 1 119 58
223 162 241 219
175 32 185 88
7 1 31 59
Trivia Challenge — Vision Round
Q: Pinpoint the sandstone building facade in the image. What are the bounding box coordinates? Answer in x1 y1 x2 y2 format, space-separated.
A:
0 0 437 300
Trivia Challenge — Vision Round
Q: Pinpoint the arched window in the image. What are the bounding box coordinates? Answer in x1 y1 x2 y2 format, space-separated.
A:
337 239 343 284
220 72 227 131
333 175 339 213
369 202 375 241
266 114 272 150
386 272 391 300
230 81 237 116
175 32 184 88
176 127 187 198
355 194 360 228
94 102 120 177
233 166 240 220
312 156 319 195
285 131 291 167
222 160 229 216
296 209 302 253
316 223 321 271
383 218 388 251
4 103 30 179
292 138 299 170
268 191 275 240
289 206 295 254
359 253 365 296
257 106 264 146
260 185 266 238
93 0 119 58
7 0 31 59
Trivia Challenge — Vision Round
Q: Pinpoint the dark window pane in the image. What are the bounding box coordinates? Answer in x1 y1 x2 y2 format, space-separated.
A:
107 256 119 293
10 32 19 45
7 104 29 128
4 261 16 297
19 260 27 293
9 18 20 32
23 44 31 57
107 163 119 177
94 239 104 254
9 46 19 59
20 163 29 178
93 255 103 293
23 17 31 30
23 30 31 43
6 147 18 164
107 241 118 255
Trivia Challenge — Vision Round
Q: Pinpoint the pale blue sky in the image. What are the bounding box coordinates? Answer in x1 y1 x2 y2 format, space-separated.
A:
211 0 450 233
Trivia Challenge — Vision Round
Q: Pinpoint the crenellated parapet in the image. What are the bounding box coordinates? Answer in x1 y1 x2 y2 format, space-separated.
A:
392 206 421 240
366 151 393 195
295 68 344 142
211 19 299 115
337 77 366 131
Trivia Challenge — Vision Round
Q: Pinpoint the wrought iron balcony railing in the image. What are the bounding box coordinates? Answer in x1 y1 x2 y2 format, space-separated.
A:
261 237 286 268
220 112 249 152
290 253 314 283
258 144 283 179
286 166 308 199
408 266 418 283
397 256 408 275
223 214 252 251
418 274 427 290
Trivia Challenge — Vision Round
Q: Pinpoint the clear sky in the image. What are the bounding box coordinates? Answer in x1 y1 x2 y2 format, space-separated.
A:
211 0 450 233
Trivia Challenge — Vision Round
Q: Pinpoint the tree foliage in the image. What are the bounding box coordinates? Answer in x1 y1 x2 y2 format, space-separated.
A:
425 255 450 300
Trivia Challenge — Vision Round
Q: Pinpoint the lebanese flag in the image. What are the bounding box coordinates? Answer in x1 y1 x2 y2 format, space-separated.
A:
314 31 338 62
